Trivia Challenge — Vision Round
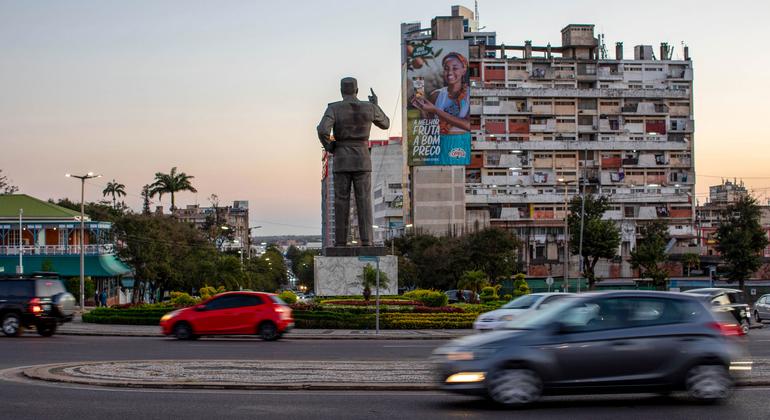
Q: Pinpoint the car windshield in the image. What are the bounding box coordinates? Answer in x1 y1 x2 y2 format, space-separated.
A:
501 296 579 329
502 294 541 309
270 295 288 305
35 279 66 297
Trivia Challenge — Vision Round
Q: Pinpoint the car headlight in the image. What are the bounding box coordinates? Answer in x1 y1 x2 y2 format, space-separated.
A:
447 347 499 361
500 314 514 321
160 313 175 322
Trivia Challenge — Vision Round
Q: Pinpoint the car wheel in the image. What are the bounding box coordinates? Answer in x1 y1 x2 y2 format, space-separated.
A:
741 320 750 334
37 323 57 337
686 364 732 402
173 322 194 340
2 313 23 337
486 368 542 406
258 322 279 341
754 311 762 323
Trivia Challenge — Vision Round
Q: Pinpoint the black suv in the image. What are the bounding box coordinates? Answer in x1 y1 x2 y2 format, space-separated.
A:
684 288 751 334
0 275 76 337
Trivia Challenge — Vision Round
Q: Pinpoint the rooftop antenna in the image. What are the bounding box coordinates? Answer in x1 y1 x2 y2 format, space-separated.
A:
598 33 608 59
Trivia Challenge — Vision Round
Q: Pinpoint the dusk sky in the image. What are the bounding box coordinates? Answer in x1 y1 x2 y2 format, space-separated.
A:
2 0 769 235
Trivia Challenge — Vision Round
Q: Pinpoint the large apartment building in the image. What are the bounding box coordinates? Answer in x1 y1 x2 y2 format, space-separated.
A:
402 6 695 280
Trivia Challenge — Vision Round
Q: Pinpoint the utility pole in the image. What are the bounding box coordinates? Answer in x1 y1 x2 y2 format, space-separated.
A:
66 172 101 310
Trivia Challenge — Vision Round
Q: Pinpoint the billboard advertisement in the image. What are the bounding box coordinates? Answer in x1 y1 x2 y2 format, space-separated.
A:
405 39 471 166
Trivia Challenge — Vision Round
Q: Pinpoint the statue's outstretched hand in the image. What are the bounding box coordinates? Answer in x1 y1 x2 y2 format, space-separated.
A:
368 88 378 105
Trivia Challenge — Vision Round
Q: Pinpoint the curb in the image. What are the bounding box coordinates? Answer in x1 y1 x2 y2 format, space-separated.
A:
56 330 469 340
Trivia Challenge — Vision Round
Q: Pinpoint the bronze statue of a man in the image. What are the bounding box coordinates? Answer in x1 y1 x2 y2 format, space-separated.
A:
317 77 390 247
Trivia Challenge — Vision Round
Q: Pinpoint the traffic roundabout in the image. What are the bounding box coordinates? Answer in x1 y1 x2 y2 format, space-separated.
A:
19 360 436 391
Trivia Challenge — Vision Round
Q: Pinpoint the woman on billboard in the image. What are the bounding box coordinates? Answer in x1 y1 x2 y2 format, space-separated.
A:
411 52 471 133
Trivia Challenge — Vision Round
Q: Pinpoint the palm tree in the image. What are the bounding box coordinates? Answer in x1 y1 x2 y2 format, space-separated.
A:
102 179 127 209
148 167 197 212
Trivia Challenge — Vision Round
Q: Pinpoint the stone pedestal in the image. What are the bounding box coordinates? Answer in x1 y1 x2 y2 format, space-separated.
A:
314 251 398 296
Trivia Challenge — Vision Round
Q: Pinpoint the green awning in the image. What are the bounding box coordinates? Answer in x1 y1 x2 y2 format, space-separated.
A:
0 254 132 277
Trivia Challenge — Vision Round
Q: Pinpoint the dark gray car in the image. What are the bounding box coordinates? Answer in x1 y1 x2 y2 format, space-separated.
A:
433 291 746 406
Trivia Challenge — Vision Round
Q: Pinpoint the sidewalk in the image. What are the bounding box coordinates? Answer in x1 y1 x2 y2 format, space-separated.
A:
58 316 474 340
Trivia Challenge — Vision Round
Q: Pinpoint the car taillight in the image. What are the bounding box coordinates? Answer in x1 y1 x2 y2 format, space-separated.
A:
708 321 745 337
29 297 43 314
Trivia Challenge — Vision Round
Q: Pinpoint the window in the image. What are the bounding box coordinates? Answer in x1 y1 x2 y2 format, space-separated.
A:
559 297 701 332
205 295 243 310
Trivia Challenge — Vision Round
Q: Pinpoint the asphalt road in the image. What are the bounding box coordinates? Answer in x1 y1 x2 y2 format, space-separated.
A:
0 379 768 420
1 330 769 419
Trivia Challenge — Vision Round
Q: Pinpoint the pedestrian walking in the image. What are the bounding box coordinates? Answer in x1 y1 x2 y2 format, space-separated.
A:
100 289 107 308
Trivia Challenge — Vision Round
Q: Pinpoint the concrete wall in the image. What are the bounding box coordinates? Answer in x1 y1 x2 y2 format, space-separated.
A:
314 255 398 296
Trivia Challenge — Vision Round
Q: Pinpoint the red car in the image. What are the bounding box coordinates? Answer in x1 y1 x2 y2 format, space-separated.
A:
160 291 293 341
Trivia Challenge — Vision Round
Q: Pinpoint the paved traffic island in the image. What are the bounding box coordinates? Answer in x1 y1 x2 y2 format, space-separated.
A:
22 360 436 390
20 359 770 390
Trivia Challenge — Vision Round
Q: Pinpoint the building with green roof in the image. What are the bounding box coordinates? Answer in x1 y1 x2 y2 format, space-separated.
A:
0 194 131 304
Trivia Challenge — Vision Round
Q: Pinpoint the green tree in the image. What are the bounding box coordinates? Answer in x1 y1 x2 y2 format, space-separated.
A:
512 273 531 297
462 228 521 284
568 195 621 290
682 252 700 277
244 247 287 292
630 221 670 290
457 270 489 302
102 179 127 209
716 196 770 289
397 255 419 289
0 169 19 194
295 252 316 291
358 264 390 301
141 185 152 215
148 167 197 212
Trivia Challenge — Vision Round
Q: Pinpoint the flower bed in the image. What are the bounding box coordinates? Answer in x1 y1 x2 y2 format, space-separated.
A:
293 311 476 329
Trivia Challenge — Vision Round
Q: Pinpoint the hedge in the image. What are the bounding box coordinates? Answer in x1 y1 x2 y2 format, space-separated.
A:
82 306 177 325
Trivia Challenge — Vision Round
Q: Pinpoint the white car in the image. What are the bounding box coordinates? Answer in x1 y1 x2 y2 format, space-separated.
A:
473 292 573 331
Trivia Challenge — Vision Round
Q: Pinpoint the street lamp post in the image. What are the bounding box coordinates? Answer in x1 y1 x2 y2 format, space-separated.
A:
558 178 574 292
66 172 101 311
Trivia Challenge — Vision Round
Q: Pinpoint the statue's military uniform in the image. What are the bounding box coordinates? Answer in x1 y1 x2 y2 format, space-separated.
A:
317 77 389 246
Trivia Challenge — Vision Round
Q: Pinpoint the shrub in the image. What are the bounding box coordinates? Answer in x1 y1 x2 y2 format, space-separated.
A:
65 277 96 305
479 286 499 304
403 289 448 307
512 273 531 297
502 294 513 301
279 290 298 304
200 285 226 300
170 291 199 307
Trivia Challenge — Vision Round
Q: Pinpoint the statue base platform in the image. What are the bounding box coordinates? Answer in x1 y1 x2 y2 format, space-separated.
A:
324 246 388 257
314 254 397 296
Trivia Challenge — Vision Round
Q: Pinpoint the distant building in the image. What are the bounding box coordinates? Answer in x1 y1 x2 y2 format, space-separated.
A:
696 180 770 257
174 201 249 254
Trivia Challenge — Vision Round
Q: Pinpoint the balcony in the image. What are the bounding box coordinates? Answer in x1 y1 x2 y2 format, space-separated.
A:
472 87 691 99
0 244 115 256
